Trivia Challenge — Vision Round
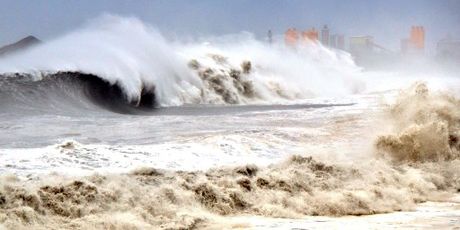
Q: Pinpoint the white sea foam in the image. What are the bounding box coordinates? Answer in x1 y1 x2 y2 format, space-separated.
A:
0 15 366 106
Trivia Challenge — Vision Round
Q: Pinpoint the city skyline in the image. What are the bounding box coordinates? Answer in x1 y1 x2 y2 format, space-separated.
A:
0 0 459 53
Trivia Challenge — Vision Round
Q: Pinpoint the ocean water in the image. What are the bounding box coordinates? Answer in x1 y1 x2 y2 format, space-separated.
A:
0 16 459 229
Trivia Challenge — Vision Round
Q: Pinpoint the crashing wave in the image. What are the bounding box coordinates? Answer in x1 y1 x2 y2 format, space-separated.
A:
1 155 459 229
375 82 460 162
0 71 157 114
0 15 364 114
1 84 460 229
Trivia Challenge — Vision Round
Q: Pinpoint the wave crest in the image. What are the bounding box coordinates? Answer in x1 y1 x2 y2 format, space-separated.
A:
0 15 364 113
1 153 459 229
0 71 157 114
376 82 460 162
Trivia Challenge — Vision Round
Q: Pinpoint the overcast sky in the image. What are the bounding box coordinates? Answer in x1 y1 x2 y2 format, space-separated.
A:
0 0 459 52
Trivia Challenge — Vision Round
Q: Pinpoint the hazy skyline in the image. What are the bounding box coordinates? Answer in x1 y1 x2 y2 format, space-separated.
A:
0 0 459 52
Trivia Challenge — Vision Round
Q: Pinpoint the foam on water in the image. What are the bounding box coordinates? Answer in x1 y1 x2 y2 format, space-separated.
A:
1 15 460 230
0 15 366 108
1 84 460 229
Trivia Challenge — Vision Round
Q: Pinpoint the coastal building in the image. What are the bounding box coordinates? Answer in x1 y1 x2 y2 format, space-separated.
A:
330 34 345 50
401 26 425 54
302 28 319 43
285 28 299 47
437 37 460 60
321 25 330 46
349 36 374 55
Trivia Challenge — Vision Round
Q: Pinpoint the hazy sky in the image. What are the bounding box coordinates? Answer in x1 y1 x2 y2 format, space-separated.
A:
0 0 459 52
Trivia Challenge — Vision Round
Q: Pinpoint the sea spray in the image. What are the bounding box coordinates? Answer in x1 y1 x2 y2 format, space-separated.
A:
0 15 364 109
376 82 460 162
1 83 460 229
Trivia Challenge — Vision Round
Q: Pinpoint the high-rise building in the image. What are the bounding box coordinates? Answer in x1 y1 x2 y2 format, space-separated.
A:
337 35 345 50
401 26 425 54
330 34 345 50
301 28 319 43
410 26 425 50
285 28 299 47
321 25 330 46
437 37 460 59
330 34 338 48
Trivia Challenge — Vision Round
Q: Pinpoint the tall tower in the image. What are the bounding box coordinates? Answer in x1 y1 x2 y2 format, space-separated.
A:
285 28 299 47
330 34 338 48
410 26 425 50
321 25 330 46
402 26 425 54
337 34 345 50
302 28 319 43
329 34 344 49
267 30 273 44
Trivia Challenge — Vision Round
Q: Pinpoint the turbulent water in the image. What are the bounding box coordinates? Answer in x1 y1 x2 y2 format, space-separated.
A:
1 16 460 229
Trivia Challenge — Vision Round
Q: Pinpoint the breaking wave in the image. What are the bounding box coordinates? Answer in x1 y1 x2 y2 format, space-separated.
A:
0 72 157 114
376 82 460 162
1 83 459 229
0 15 364 114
